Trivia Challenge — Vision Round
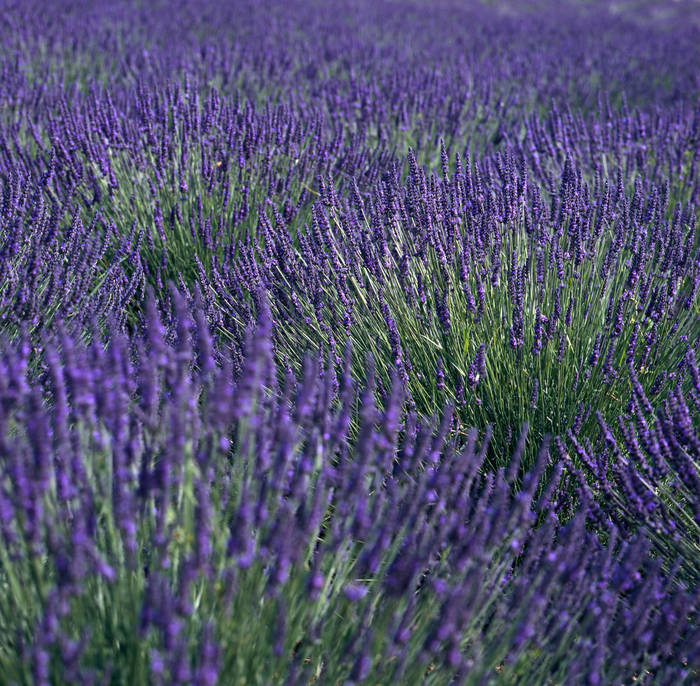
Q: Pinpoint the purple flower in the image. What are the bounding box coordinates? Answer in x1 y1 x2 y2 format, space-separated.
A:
344 582 368 602
529 378 539 410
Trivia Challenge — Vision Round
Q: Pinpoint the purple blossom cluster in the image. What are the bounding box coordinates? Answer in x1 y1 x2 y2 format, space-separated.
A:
0 171 145 337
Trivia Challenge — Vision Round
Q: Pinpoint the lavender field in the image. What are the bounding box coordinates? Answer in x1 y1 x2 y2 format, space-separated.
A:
0 0 699 683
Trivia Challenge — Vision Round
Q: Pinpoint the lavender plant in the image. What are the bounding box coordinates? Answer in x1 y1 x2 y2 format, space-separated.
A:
211 137 699 470
0 298 698 684
0 170 142 340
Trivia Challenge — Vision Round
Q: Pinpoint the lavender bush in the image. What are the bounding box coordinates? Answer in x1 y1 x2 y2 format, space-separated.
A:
0 298 698 684
0 0 698 683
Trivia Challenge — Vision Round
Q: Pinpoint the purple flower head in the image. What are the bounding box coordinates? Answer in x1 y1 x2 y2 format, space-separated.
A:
344 582 368 602
467 344 486 389
529 378 539 410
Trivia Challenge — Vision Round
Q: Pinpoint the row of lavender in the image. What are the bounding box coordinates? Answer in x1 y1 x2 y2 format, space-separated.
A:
0 0 699 683
3 1 699 122
0 293 698 684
